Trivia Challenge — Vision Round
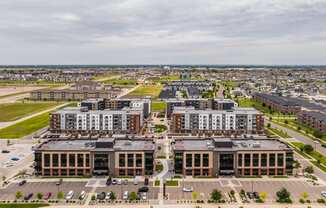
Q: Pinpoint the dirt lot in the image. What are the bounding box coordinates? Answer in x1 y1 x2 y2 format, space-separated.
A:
0 86 45 97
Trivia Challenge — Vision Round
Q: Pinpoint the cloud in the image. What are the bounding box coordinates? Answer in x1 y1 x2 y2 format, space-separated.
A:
0 0 326 64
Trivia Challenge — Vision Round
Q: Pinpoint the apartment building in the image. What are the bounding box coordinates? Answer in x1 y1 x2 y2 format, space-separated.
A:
105 98 151 119
166 98 237 118
34 137 155 177
173 138 293 177
170 107 264 134
50 106 143 134
298 111 326 133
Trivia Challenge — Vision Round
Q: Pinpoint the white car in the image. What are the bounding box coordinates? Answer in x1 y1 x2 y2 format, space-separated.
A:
117 179 122 185
182 187 193 192
141 192 147 200
65 190 74 200
105 192 112 200
321 191 326 198
79 191 86 200
123 191 129 200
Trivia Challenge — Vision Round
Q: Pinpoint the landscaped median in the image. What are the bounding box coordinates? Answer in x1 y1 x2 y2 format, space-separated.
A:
266 126 292 138
0 204 49 208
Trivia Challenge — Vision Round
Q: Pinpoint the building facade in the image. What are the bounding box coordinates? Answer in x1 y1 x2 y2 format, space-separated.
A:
298 111 326 134
50 106 143 134
170 107 264 134
173 138 293 177
34 138 155 177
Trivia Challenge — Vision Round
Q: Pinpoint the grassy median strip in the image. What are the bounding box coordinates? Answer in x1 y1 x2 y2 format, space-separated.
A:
267 127 291 138
0 102 61 122
0 112 50 139
0 204 49 208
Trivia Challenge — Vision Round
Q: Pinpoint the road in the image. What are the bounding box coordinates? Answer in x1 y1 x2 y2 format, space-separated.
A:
268 120 326 155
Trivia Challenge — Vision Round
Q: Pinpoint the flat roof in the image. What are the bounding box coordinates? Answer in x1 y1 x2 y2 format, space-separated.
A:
172 107 261 114
173 138 291 152
54 106 142 114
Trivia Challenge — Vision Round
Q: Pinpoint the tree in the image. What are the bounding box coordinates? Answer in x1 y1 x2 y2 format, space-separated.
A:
129 192 137 201
110 191 116 200
304 166 314 174
303 144 314 153
210 189 222 201
192 192 198 200
57 191 64 200
301 192 309 200
16 191 23 199
259 192 267 202
267 123 271 128
276 188 292 203
37 192 43 200
313 130 323 139
284 120 288 124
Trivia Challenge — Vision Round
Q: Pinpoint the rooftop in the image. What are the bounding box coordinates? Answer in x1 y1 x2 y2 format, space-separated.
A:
172 106 261 114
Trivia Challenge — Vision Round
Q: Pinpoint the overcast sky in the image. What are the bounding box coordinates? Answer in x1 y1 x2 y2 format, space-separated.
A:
0 0 326 65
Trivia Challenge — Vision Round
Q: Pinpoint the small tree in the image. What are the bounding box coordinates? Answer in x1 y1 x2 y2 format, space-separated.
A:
91 194 96 201
110 191 116 200
302 192 309 200
267 123 271 128
16 191 23 199
276 188 291 203
210 189 222 201
304 166 314 174
37 192 43 200
57 191 64 200
129 192 137 201
192 191 198 200
313 130 323 139
259 192 267 202
303 144 314 154
284 120 288 124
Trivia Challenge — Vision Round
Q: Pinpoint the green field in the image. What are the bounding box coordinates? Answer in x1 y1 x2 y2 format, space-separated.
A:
0 112 50 139
127 85 163 98
147 75 179 82
0 204 49 208
237 98 255 107
102 79 137 86
0 102 60 122
151 101 167 111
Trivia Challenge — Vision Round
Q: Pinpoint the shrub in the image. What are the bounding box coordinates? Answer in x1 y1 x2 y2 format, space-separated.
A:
57 191 64 200
276 188 292 203
303 144 314 153
304 166 314 174
299 198 305 203
210 189 222 202
15 191 23 199
317 198 325 203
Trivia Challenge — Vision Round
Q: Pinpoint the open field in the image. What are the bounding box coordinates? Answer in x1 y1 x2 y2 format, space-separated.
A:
151 101 167 111
0 102 61 122
0 112 50 139
102 78 137 86
127 84 163 98
0 86 46 98
0 204 49 208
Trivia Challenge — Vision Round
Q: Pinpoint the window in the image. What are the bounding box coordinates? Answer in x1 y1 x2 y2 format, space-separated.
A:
61 154 67 167
69 169 75 176
244 154 251 166
261 154 267 167
128 154 134 167
69 154 75 167
203 154 209 167
44 154 50 167
194 154 201 167
119 154 125 167
85 154 90 167
77 154 84 167
238 154 242 166
269 154 275 166
253 154 259 167
174 153 183 174
136 154 142 167
277 153 284 167
52 154 58 167
186 154 192 167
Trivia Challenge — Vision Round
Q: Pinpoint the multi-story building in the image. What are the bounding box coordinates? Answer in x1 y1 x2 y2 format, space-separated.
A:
170 107 264 134
173 137 293 177
105 98 151 119
34 137 155 177
298 111 326 134
50 106 143 134
80 98 106 110
166 98 237 118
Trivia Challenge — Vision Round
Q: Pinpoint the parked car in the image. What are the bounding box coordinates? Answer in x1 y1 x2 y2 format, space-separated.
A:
11 157 19 161
65 190 74 200
246 192 254 199
133 178 138 185
44 192 52 200
112 179 117 185
123 179 128 185
253 192 259 199
144 177 149 186
141 192 147 200
123 191 129 200
19 180 26 186
1 150 10 153
97 192 106 200
105 192 112 200
106 177 112 185
182 187 193 192
79 191 86 200
117 179 122 185
138 186 149 193
24 193 33 200
321 191 326 198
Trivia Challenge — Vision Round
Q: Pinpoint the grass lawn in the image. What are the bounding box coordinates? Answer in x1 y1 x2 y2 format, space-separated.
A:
0 204 49 208
291 142 326 170
147 75 179 83
102 79 137 86
236 98 255 107
267 127 291 138
165 180 179 186
0 102 60 122
151 101 166 112
154 180 160 186
154 124 167 133
127 85 163 98
0 112 50 139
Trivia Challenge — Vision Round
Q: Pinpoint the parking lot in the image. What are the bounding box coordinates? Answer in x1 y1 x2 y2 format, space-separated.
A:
167 179 326 203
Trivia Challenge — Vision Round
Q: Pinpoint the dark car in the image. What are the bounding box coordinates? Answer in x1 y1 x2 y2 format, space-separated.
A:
1 150 10 153
106 177 112 185
24 193 33 200
138 186 149 193
246 192 254 199
19 180 27 186
97 192 106 200
253 192 259 199
44 192 52 200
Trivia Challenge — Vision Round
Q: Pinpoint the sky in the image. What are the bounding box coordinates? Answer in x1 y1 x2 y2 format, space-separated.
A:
0 0 326 65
